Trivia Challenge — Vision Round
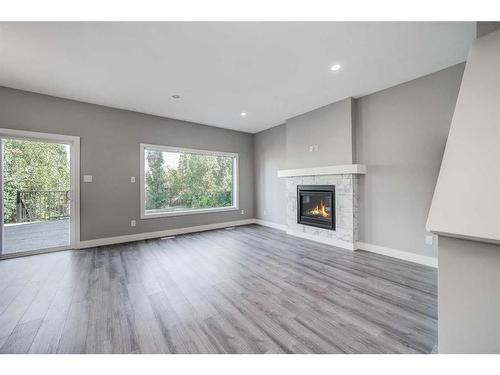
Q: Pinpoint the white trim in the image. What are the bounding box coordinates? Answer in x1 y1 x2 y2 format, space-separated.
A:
139 143 239 219
77 218 255 249
277 164 366 178
0 127 80 253
0 128 80 145
254 219 287 231
142 206 239 218
0 209 439 269
286 229 356 251
429 230 500 246
0 245 71 260
141 143 239 158
259 219 436 267
356 241 438 268
71 137 81 251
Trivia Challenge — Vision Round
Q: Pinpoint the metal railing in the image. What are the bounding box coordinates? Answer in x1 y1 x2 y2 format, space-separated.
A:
16 190 70 223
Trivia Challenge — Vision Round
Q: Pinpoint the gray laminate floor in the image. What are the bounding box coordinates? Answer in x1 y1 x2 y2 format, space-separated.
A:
0 225 437 354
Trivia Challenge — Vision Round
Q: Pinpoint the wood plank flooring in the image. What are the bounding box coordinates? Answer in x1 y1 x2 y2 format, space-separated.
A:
0 225 437 354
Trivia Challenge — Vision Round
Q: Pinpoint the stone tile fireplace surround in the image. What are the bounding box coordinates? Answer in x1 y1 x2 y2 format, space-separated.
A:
278 165 366 250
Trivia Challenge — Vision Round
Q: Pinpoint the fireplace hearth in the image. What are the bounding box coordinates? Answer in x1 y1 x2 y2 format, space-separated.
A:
297 185 335 230
281 167 362 250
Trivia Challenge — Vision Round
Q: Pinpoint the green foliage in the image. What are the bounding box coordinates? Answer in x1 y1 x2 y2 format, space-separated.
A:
3 139 70 223
145 150 169 210
169 153 233 209
145 151 233 212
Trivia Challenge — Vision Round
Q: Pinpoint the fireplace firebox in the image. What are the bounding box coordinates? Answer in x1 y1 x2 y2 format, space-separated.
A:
297 185 335 230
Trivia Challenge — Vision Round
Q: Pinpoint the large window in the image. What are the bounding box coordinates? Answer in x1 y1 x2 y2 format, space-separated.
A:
140 144 238 218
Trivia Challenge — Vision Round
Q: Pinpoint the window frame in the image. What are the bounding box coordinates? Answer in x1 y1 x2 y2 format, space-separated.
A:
140 143 239 219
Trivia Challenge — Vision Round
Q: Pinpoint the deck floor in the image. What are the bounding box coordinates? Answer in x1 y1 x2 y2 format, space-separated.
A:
0 224 437 353
3 219 70 254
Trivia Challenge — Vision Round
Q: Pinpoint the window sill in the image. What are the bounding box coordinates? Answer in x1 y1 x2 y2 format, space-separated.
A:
141 206 239 219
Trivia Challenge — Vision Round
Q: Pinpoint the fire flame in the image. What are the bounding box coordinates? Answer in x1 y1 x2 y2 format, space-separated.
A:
307 200 330 218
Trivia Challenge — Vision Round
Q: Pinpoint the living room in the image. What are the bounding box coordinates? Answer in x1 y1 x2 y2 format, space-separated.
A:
0 2 499 372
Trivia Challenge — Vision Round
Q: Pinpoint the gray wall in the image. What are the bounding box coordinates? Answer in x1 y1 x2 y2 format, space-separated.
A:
0 86 254 242
1 62 466 260
285 97 354 169
254 64 464 260
476 21 500 38
254 124 286 225
438 236 500 353
355 63 464 258
254 97 354 225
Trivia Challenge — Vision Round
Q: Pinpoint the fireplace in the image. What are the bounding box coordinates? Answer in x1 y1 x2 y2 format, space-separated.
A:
297 185 335 230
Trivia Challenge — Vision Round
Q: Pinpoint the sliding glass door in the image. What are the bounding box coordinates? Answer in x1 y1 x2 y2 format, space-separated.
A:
0 129 79 257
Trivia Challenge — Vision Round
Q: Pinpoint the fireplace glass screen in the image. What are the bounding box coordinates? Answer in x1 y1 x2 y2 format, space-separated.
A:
297 185 335 230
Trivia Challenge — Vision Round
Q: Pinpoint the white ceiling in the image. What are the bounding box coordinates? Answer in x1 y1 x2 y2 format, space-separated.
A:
0 22 476 133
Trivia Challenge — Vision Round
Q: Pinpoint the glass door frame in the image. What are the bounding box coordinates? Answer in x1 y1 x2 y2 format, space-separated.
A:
0 128 80 259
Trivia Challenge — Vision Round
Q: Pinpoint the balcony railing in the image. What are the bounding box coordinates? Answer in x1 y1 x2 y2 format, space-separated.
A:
16 190 70 223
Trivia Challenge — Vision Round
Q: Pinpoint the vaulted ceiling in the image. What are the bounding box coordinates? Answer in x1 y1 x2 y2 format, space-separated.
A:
0 22 475 133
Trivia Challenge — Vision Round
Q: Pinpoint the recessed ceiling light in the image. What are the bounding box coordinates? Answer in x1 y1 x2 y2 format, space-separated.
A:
172 94 180 99
241 112 247 117
330 64 341 71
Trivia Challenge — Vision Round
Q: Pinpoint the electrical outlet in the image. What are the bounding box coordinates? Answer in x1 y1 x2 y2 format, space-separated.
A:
83 175 93 182
309 145 314 152
130 176 136 183
131 220 136 227
240 209 245 215
425 235 433 245
314 144 319 152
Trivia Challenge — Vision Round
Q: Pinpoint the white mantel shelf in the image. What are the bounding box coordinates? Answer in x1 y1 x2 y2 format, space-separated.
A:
277 164 366 178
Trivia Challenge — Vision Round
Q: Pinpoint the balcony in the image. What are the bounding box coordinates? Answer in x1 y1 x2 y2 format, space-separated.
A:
2 190 70 254
3 218 69 254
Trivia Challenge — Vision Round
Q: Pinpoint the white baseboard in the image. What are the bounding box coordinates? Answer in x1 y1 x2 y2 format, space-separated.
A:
254 219 287 231
287 229 356 251
77 219 256 249
356 241 438 268
75 217 437 269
